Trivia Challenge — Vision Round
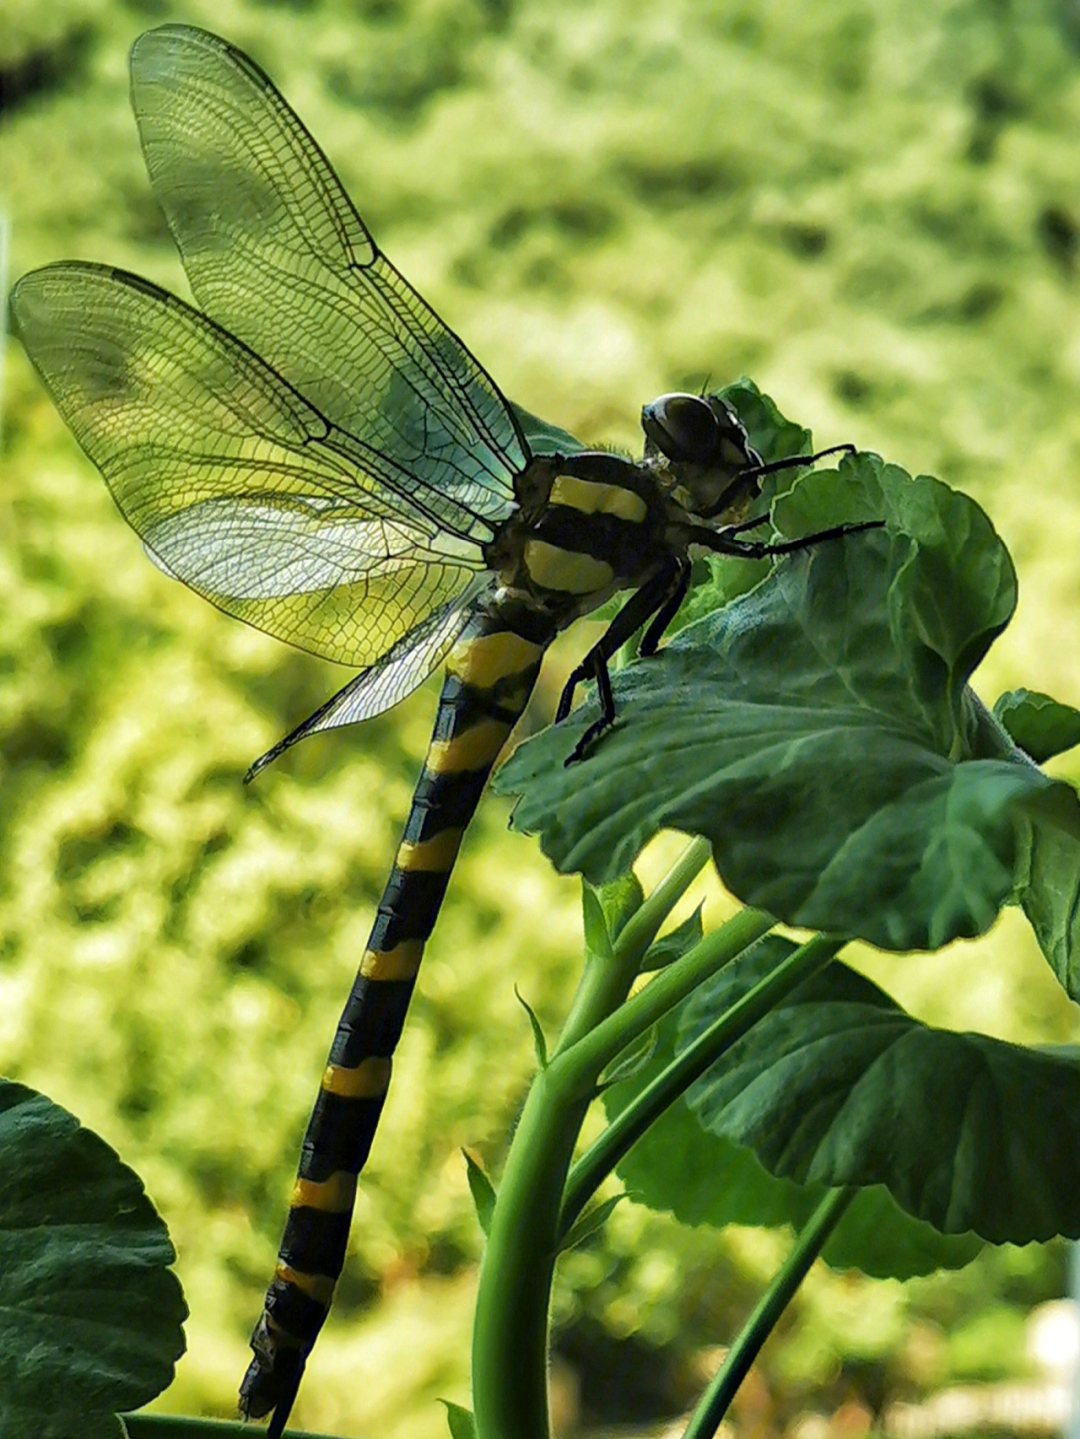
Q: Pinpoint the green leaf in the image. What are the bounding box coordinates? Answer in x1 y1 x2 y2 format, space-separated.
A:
497 459 1072 952
595 872 645 947
440 1400 479 1439
994 688 1080 763
641 903 704 971
598 1024 659 1089
463 1151 497 1237
771 452 1017 681
581 883 613 963
1018 782 1080 999
557 1193 626 1253
514 986 549 1070
603 939 982 1279
679 947 1080 1245
0 1081 186 1439
510 402 586 456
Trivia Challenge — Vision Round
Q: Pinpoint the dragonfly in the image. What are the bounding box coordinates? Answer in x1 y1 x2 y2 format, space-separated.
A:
10 23 875 1435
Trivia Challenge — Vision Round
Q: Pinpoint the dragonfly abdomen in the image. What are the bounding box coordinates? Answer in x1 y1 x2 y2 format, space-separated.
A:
241 598 553 1429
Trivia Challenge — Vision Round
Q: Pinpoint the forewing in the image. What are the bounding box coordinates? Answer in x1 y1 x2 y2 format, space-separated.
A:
129 24 526 528
11 263 486 667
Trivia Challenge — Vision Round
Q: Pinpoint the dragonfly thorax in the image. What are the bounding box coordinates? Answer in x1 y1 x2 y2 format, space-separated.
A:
486 450 671 623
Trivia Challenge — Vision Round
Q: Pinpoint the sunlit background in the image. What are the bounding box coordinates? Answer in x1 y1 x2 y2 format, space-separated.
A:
4 1 1080 1435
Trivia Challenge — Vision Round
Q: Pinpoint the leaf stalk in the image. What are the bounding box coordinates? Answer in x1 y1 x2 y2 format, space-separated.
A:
681 1187 857 1439
561 932 845 1232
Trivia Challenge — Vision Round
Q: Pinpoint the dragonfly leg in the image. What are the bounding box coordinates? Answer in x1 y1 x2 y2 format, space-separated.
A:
714 511 770 540
638 560 692 657
739 442 856 483
749 517 884 557
564 655 616 765
694 517 884 560
556 558 684 725
558 558 686 763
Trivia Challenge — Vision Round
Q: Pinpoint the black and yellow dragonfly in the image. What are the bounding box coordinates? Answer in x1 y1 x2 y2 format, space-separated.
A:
10 24 871 1435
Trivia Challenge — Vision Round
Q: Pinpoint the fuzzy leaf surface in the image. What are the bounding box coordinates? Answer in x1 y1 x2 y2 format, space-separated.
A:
678 948 1080 1244
603 939 982 1278
994 688 1080 763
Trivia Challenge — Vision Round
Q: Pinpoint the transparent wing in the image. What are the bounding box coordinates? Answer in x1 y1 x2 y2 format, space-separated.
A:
11 263 487 667
245 580 486 780
129 24 526 529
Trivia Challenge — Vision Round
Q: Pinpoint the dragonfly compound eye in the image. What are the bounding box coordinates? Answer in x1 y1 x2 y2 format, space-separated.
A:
641 392 723 464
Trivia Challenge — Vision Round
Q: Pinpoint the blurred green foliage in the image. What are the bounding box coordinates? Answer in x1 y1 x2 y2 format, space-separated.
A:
3 0 1080 1435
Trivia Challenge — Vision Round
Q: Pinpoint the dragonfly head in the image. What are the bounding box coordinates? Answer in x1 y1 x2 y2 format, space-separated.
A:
641 392 764 521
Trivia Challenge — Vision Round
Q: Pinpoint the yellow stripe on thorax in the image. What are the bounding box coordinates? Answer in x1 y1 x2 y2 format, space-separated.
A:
396 828 463 871
523 539 615 596
274 1263 336 1306
550 474 648 523
322 1056 392 1098
291 1171 357 1213
427 717 513 772
445 631 544 688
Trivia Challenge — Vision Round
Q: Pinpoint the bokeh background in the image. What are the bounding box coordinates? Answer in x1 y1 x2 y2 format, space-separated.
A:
4 1 1080 1436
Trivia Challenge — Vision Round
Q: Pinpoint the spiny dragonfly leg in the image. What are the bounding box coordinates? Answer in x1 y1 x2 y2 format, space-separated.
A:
638 560 692 657
564 654 616 765
558 559 688 765
741 441 856 481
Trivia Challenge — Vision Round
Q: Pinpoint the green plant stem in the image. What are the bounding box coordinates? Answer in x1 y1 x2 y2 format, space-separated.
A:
560 932 844 1231
555 836 712 1055
682 1187 857 1439
472 923 641 1439
612 835 712 967
559 906 776 1094
470 1056 594 1439
472 899 774 1439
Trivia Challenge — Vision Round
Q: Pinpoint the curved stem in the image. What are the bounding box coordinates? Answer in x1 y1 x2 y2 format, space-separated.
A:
560 932 844 1232
472 856 770 1439
471 1060 591 1439
682 1188 857 1439
555 836 712 1057
472 893 647 1439
612 836 712 967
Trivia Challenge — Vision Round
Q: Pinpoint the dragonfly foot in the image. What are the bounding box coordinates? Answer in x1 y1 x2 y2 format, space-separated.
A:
564 715 616 765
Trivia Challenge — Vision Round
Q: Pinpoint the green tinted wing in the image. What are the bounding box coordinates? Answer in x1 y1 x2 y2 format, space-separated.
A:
11 263 486 667
129 24 525 529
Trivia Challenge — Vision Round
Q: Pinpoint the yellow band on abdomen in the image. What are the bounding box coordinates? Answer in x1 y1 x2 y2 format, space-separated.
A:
396 828 463 871
445 630 544 687
426 718 513 773
274 1263 336 1305
359 941 424 980
322 1056 392 1098
291 1171 357 1213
